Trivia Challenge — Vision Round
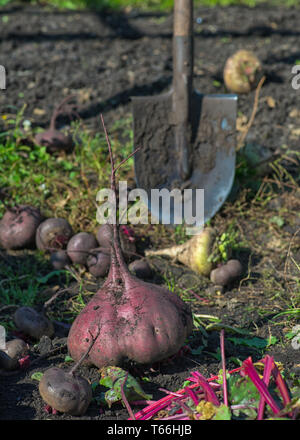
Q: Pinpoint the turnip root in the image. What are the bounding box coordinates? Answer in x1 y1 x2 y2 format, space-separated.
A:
34 96 76 154
223 50 262 94
50 250 71 270
128 259 152 279
0 338 29 371
210 259 243 286
67 116 193 368
13 306 54 340
66 232 98 265
38 329 97 416
0 204 44 250
36 217 73 251
86 248 110 278
145 228 216 277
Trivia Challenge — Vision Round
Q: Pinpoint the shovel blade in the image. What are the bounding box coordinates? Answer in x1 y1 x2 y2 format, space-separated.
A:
132 91 237 226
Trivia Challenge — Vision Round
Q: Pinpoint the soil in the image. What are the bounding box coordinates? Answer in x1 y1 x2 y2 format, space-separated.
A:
0 2 300 421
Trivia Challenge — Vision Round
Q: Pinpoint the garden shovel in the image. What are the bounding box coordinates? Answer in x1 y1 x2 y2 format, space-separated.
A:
131 0 237 227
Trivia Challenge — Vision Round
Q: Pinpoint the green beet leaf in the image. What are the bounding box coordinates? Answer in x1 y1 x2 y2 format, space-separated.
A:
99 366 152 408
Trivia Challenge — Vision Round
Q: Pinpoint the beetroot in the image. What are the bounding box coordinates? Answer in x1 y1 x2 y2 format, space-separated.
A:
66 232 98 265
36 217 73 251
0 204 44 250
39 367 92 415
128 259 152 279
34 95 76 154
67 116 193 368
97 224 136 261
0 338 29 371
50 250 71 270
86 248 110 278
13 306 54 340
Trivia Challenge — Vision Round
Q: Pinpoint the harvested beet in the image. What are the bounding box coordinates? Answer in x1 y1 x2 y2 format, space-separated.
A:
97 224 136 261
39 329 98 416
34 96 76 154
128 259 152 279
86 248 110 277
210 259 243 286
0 204 44 250
36 217 73 251
13 306 54 340
39 367 92 415
66 232 98 265
67 116 193 368
50 250 71 270
0 338 29 371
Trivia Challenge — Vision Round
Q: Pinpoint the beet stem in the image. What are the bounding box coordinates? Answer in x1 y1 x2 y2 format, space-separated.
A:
120 371 136 420
50 95 76 130
220 329 228 407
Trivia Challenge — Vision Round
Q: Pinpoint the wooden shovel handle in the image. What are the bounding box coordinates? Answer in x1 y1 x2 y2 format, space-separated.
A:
173 0 193 180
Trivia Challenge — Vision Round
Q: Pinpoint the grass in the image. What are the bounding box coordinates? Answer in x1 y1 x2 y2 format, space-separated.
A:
1 0 300 10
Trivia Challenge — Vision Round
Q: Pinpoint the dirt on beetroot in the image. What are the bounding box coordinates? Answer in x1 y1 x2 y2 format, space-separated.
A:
0 2 299 420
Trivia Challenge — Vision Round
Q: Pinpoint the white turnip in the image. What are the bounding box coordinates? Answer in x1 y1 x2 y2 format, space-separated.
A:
67 116 193 368
66 232 98 265
36 217 73 252
0 204 44 250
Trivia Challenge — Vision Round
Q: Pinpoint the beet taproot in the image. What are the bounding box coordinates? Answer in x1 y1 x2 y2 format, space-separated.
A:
0 204 44 250
67 116 193 368
36 217 73 251
13 306 54 340
66 232 98 265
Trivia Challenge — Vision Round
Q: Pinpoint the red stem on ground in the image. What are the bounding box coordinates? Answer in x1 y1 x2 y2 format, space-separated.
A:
220 329 228 407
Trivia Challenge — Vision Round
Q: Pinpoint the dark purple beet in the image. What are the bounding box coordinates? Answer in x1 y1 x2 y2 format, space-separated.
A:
50 250 71 269
128 259 152 279
66 232 98 265
36 217 73 251
0 204 44 250
86 248 110 277
34 95 76 154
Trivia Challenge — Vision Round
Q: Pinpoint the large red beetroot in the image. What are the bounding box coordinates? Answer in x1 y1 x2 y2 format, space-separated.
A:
67 116 193 368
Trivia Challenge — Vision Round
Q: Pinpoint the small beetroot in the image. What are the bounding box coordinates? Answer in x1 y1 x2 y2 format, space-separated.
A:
50 250 71 270
66 232 98 265
86 248 110 278
0 204 44 250
39 329 98 416
36 217 73 252
0 338 29 371
34 95 76 154
13 306 54 340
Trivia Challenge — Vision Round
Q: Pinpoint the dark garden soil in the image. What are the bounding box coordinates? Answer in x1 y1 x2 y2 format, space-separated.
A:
0 2 299 421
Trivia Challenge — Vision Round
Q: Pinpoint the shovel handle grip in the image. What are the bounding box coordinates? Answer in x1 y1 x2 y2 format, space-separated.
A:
173 0 193 180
